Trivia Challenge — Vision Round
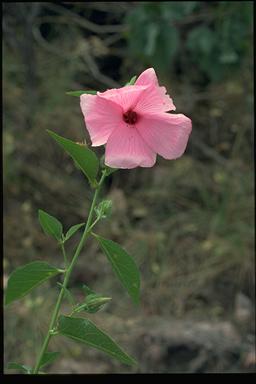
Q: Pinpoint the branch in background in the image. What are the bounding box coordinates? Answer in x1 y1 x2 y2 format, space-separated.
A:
32 24 68 58
81 49 121 88
44 3 127 34
103 34 124 47
84 2 131 14
33 21 121 89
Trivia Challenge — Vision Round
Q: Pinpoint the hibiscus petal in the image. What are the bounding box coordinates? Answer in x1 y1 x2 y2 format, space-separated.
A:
105 124 156 169
98 85 148 112
135 68 159 87
134 68 176 113
134 84 176 114
80 94 123 146
137 113 192 160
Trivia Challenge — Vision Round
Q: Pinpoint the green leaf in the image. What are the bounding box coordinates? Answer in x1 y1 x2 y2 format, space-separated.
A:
125 75 137 86
7 362 31 373
39 352 60 369
38 209 63 241
47 130 99 186
5 261 62 305
64 223 85 242
66 90 97 97
93 234 140 304
58 315 137 366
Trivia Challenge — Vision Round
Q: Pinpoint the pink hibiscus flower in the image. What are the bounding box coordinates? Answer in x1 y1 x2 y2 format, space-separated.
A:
80 68 192 169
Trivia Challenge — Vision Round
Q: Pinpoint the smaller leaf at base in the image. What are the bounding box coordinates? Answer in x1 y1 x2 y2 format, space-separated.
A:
58 315 137 366
7 362 31 374
5 261 62 305
39 352 60 370
93 234 140 305
64 223 85 242
38 209 63 241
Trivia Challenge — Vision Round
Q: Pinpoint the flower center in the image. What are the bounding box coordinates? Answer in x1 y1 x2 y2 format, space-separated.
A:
123 110 138 125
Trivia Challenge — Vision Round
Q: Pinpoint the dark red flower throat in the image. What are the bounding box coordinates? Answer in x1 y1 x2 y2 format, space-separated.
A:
123 110 138 125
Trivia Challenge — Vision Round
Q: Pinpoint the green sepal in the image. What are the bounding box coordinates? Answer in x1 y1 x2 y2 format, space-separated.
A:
66 90 97 97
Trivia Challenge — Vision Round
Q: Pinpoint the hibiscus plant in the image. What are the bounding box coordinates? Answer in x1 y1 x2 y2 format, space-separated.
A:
5 68 192 374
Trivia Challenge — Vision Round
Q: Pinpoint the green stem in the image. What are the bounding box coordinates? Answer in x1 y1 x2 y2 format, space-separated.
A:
60 243 68 267
32 171 106 374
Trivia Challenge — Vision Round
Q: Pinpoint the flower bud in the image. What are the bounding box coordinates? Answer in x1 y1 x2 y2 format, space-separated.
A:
95 199 112 219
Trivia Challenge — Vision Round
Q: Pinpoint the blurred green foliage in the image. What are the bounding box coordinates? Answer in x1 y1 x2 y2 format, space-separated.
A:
125 1 253 81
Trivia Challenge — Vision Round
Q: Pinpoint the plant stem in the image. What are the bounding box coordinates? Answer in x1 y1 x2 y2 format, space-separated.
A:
32 171 106 374
60 243 68 267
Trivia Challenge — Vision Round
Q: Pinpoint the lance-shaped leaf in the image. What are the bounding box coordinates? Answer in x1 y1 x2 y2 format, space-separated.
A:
64 223 85 242
66 90 97 97
38 209 63 241
47 130 99 186
7 362 32 374
39 352 60 370
93 234 140 304
5 261 62 305
58 315 137 366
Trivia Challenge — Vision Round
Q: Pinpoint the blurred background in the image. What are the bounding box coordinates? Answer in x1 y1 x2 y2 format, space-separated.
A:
3 1 254 373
